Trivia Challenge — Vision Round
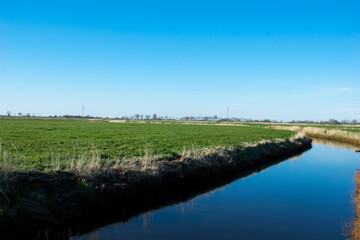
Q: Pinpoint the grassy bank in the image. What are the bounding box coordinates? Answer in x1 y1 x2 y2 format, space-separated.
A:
0 119 312 239
0 119 293 170
240 123 360 146
285 126 359 146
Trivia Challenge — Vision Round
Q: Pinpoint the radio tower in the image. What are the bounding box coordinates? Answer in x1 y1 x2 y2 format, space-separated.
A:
227 107 229 121
82 105 84 117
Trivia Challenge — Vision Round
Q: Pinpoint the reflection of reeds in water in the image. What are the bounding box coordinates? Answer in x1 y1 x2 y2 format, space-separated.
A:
312 138 358 150
141 212 154 229
288 153 304 162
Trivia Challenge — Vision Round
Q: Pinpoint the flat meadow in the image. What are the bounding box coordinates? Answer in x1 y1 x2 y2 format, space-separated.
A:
0 118 294 170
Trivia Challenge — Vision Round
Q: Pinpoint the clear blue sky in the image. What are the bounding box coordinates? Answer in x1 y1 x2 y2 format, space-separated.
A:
0 0 359 121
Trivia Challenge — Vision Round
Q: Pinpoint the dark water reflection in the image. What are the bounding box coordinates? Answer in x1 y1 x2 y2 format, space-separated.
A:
72 140 360 240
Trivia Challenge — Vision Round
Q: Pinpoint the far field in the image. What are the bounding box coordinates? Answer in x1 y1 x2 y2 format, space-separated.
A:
0 119 294 169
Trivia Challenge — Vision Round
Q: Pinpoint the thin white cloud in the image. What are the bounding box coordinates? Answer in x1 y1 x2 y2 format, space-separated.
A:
335 87 352 91
322 87 353 92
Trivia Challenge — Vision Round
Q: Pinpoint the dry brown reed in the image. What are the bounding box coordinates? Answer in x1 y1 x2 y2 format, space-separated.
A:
267 126 360 144
351 171 360 240
107 133 308 176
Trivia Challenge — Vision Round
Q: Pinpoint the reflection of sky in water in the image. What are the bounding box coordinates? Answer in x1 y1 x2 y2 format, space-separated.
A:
312 138 358 150
72 141 360 240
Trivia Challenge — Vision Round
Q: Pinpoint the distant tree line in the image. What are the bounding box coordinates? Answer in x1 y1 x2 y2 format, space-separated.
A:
290 119 358 124
1 110 359 124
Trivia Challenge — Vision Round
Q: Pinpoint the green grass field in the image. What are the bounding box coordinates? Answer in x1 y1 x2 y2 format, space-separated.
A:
0 119 294 169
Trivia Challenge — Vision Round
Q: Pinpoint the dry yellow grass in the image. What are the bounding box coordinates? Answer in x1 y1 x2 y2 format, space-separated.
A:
351 171 360 240
267 126 360 144
115 133 307 173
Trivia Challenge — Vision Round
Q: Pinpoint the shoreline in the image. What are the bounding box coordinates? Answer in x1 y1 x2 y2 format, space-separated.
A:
282 128 360 240
303 132 360 240
266 125 360 147
352 171 360 240
0 136 312 239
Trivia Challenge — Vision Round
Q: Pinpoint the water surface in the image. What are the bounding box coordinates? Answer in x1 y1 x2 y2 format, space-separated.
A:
72 140 360 240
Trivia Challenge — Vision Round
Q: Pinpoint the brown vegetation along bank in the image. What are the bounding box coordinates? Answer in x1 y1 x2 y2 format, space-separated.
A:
351 171 360 240
267 126 360 146
0 135 312 239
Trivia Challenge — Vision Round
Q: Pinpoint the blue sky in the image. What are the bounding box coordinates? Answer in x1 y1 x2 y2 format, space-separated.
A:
0 0 359 121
